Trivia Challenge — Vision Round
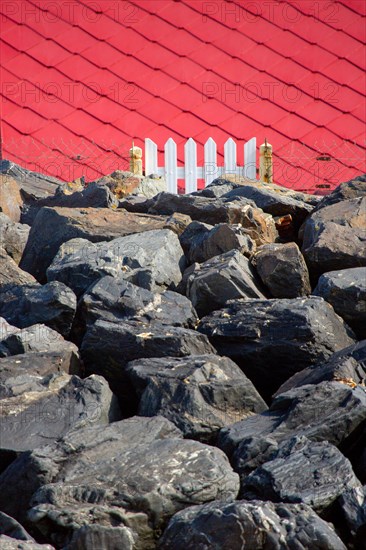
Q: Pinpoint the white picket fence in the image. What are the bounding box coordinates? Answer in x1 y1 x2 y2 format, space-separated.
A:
144 137 257 193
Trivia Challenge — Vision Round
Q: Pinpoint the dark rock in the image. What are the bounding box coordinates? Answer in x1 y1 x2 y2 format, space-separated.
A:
0 323 79 358
251 242 311 298
118 195 154 213
0 511 35 541
198 297 356 401
163 212 192 235
19 206 169 282
159 499 346 550
0 159 63 203
95 169 166 198
186 250 266 317
0 247 37 287
66 525 137 550
181 222 256 264
275 340 366 396
47 228 185 297
0 418 238 548
81 320 216 414
126 354 267 441
0 536 55 549
242 435 361 513
73 275 197 343
218 382 366 479
302 197 366 279
314 174 366 211
313 267 366 339
0 282 77 338
0 174 23 222
0 213 30 264
337 485 366 548
0 373 120 453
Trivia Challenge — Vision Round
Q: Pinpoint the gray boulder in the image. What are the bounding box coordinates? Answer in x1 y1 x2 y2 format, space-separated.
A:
0 174 23 222
0 323 79 358
0 282 77 338
314 174 366 211
0 536 55 549
0 159 62 203
126 354 267 441
251 242 311 298
0 247 37 287
302 197 366 279
313 267 366 339
0 213 30 264
47 229 185 297
186 250 266 317
198 297 356 401
337 485 366 548
159 499 346 550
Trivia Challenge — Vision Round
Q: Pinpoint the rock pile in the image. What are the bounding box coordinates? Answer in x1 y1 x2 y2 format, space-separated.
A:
0 163 365 549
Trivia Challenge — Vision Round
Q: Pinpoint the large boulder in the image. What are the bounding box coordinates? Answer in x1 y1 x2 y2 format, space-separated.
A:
242 435 361 512
81 320 216 414
159 499 346 550
0 418 238 548
0 159 63 203
0 537 55 549
180 222 256 264
0 175 23 222
0 323 79 358
19 207 169 282
251 242 311 298
95 170 167 198
0 282 77 338
126 354 267 441
73 275 197 343
275 340 366 396
186 250 266 317
0 213 30 264
0 247 37 287
337 485 366 548
0 373 120 453
0 511 39 543
313 174 366 211
313 267 366 339
47 229 185 297
198 297 356 401
301 197 366 279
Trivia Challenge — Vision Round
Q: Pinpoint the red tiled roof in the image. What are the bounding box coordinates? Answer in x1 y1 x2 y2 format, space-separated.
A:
0 0 365 192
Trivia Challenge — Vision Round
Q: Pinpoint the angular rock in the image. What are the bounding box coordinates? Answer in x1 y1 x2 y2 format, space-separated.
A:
186 250 266 317
95 170 166 198
0 282 77 338
0 536 55 549
73 275 197 343
0 159 63 203
0 247 37 287
0 174 23 222
0 317 19 340
19 206 169 282
198 297 356 401
337 485 366 548
0 373 120 453
126 354 267 441
0 213 30 264
314 173 366 211
0 419 238 548
47 228 185 297
159 499 346 550
81 319 216 413
218 382 366 481
0 511 37 542
313 267 366 339
242 436 361 512
181 221 256 264
0 323 79 358
66 525 137 550
275 340 366 396
302 197 366 279
163 212 192 235
251 242 311 298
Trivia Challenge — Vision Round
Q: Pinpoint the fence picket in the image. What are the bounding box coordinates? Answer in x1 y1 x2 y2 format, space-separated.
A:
204 137 217 187
185 138 197 193
224 138 236 173
244 137 256 180
165 138 178 193
145 138 158 176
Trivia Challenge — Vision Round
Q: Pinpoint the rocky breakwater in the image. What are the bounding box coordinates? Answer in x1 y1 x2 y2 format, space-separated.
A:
0 164 365 549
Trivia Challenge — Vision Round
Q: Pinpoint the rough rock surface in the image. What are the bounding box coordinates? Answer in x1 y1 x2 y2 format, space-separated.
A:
251 242 311 298
0 323 79 358
337 485 366 548
275 340 366 396
0 247 37 287
242 436 361 512
126 354 267 440
181 221 256 264
0 511 36 541
0 213 30 264
0 174 23 222
81 320 216 413
159 499 346 550
73 275 197 343
0 282 77 338
313 267 366 339
0 418 238 548
314 174 366 211
0 373 120 452
95 170 166 198
19 207 169 282
186 250 266 317
0 159 63 203
47 228 185 297
302 197 366 278
0 536 55 549
198 297 356 400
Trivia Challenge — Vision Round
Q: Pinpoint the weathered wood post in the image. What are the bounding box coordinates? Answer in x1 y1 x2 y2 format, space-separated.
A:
129 142 142 175
260 138 273 183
